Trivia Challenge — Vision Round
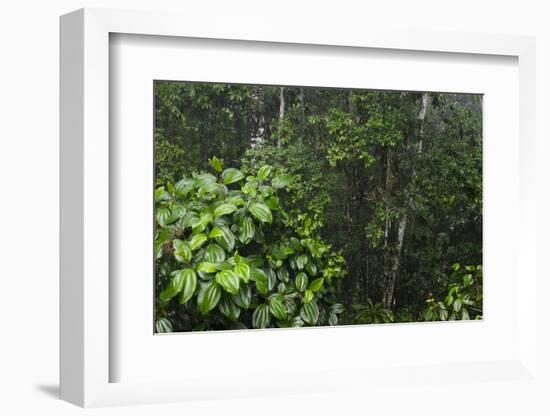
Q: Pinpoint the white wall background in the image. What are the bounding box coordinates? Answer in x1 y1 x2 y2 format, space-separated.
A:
0 0 548 414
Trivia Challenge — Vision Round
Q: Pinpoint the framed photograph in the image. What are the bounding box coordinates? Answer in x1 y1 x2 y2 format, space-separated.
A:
60 7 538 408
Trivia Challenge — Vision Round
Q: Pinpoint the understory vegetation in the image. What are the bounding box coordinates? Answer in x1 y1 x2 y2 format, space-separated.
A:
154 81 483 332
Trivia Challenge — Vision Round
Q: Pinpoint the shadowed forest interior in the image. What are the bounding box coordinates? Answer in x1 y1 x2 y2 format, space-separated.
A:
154 81 482 332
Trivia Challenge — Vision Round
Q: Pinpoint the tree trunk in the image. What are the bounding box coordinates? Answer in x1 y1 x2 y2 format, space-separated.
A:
277 87 285 147
382 93 432 309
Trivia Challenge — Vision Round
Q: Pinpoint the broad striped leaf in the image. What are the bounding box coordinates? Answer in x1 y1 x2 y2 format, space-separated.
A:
218 295 241 321
233 284 252 309
268 296 287 320
252 304 271 329
238 216 256 244
300 301 319 325
173 239 192 263
295 272 308 292
221 168 245 185
155 317 173 333
214 226 235 252
215 270 240 294
197 281 221 315
197 262 218 274
257 165 272 181
213 203 237 218
249 202 272 224
177 268 198 304
204 243 226 263
234 262 250 283
188 233 207 250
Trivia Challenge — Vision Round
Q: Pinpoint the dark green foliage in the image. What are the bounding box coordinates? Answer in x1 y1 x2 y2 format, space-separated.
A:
154 158 346 331
154 81 483 331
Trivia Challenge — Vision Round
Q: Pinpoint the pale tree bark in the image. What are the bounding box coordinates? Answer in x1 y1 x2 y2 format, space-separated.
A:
277 87 285 147
382 92 432 309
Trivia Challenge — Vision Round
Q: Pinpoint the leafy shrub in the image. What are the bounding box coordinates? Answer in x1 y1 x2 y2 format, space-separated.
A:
351 299 394 324
422 263 482 321
154 157 346 332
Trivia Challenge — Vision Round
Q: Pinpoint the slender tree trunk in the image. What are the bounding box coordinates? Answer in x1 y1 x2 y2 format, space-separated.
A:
277 87 285 147
382 93 432 309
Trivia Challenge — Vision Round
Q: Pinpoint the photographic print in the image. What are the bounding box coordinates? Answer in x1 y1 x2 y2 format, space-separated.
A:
153 81 482 333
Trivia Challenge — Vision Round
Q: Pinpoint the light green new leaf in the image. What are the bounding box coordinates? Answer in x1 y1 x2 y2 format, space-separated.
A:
257 165 272 181
303 289 314 304
177 268 198 304
188 233 207 250
197 281 222 315
252 304 271 329
208 227 225 239
197 262 218 274
309 277 324 292
249 202 272 224
221 168 245 185
215 270 240 294
214 203 238 218
234 262 250 283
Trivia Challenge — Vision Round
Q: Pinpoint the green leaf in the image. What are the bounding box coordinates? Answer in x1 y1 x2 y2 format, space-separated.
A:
305 262 317 276
267 269 277 291
300 301 319 325
221 168 245 185
257 165 272 181
303 289 314 304
272 173 294 189
296 254 308 270
188 233 207 250
268 296 287 320
249 202 272 223
234 262 250 283
233 284 252 309
197 262 218 274
453 298 462 313
209 156 223 172
461 308 470 320
277 267 289 283
174 178 195 197
159 269 187 301
218 295 241 321
214 226 235 252
155 317 173 333
208 227 225 239
330 303 345 314
191 213 213 233
215 270 240 294
173 239 192 263
309 277 324 292
252 304 271 329
328 312 338 326
463 273 473 287
295 272 308 292
197 281 222 315
204 243 226 263
238 216 256 244
177 268 198 304
213 203 238 218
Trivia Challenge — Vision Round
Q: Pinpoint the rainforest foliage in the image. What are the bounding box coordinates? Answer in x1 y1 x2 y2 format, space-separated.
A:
154 81 482 332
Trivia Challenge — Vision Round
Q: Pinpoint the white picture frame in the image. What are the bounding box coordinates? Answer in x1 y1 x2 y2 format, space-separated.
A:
60 7 538 408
